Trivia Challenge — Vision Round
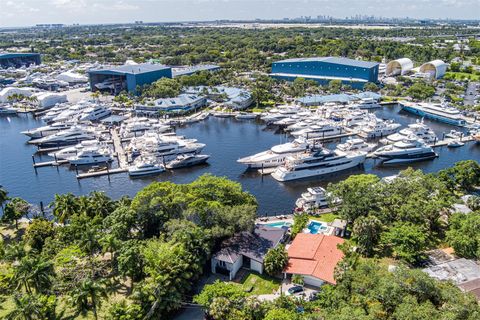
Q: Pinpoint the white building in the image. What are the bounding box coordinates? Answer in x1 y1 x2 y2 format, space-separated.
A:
419 60 448 79
386 58 414 76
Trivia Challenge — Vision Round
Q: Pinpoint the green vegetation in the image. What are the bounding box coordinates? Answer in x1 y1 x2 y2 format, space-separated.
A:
240 273 281 295
263 245 288 276
290 213 309 238
445 72 480 81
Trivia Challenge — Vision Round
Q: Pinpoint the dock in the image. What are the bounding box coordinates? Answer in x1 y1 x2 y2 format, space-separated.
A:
33 159 69 168
76 168 128 179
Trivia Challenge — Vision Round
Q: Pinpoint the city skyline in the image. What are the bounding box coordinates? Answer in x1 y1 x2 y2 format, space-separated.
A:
2 0 480 28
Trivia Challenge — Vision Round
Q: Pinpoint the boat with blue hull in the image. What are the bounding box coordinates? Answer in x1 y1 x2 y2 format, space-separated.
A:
400 101 466 127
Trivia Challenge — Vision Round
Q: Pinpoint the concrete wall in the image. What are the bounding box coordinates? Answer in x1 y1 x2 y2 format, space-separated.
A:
250 259 264 274
211 256 243 280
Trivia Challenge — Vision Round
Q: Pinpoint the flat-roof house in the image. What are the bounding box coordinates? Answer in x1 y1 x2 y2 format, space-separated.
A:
211 225 287 280
284 234 344 287
135 94 207 115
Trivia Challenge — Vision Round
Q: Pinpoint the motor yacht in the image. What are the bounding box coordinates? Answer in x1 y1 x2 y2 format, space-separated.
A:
0 106 17 115
381 120 437 145
29 126 97 147
400 101 466 126
67 149 113 165
354 98 381 109
49 140 109 160
79 105 111 121
166 154 210 169
22 122 73 139
271 149 367 181
336 138 376 153
235 112 258 120
359 117 401 139
373 137 437 164
52 103 90 123
295 187 329 210
291 123 344 139
128 159 165 177
237 138 312 169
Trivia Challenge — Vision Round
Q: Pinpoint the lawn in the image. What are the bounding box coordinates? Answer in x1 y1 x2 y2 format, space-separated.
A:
239 272 281 295
445 72 480 81
308 213 340 223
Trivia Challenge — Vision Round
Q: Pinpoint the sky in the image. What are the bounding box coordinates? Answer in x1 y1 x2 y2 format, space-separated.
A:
1 0 479 27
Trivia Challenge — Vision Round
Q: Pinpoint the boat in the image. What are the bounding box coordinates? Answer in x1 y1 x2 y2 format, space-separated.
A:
373 137 437 164
343 110 368 127
21 122 73 139
48 140 108 159
381 120 438 145
79 105 111 121
237 138 312 169
235 112 258 120
336 138 376 152
271 149 367 182
444 129 463 139
291 123 344 139
128 160 165 176
165 154 210 169
0 106 17 115
447 140 465 148
400 101 466 126
67 149 113 165
295 187 329 210
354 97 381 109
359 118 401 139
29 126 97 147
51 103 90 123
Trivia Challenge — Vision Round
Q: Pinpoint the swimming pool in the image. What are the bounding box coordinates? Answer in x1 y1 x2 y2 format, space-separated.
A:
265 221 292 228
307 221 328 234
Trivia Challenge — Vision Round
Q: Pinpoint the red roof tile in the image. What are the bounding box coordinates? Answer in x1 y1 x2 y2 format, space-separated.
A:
285 234 344 285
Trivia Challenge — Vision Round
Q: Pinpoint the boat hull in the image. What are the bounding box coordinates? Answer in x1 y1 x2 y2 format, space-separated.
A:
401 105 466 126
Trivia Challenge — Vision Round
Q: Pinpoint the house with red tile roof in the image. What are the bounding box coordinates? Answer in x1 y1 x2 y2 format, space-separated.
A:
284 233 344 287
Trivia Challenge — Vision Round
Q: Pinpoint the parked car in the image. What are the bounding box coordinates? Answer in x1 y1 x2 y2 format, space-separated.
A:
286 285 304 296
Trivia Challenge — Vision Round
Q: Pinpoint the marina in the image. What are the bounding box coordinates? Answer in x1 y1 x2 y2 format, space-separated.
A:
1 103 479 215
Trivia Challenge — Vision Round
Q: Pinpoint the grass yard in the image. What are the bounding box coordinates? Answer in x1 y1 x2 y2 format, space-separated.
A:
445 72 480 81
308 213 340 223
239 272 281 295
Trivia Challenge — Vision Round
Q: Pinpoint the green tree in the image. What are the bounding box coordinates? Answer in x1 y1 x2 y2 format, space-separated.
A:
364 82 379 92
328 79 342 93
264 244 288 276
290 213 308 238
5 294 56 320
0 187 8 213
50 193 78 224
447 212 480 259
264 308 299 320
194 280 247 312
70 278 108 320
406 81 435 100
12 256 55 294
352 215 383 257
117 240 145 291
24 219 55 252
438 160 480 192
2 198 30 229
380 222 428 265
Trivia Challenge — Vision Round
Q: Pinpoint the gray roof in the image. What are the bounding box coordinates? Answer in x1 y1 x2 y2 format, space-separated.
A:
423 258 480 284
274 56 379 68
0 52 40 59
213 225 286 264
154 94 204 108
88 63 170 75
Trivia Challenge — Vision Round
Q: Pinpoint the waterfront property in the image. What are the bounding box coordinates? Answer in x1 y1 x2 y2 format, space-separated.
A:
0 52 41 69
270 57 379 89
87 63 172 94
185 86 253 109
135 94 207 114
211 225 287 280
284 234 344 287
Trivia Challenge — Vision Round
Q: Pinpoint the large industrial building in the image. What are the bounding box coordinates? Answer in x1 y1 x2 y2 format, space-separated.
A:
386 58 414 76
135 94 207 114
270 57 379 89
0 53 41 69
87 63 173 94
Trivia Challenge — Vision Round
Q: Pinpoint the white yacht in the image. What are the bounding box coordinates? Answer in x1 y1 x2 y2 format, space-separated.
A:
373 137 437 164
22 122 73 139
67 149 113 165
354 98 381 109
166 154 210 169
49 140 108 160
271 149 367 181
79 105 111 121
291 123 343 139
0 106 17 115
400 101 466 126
344 110 368 127
41 104 70 122
128 159 165 177
52 104 90 123
381 121 437 145
295 187 329 210
360 118 401 139
336 138 376 153
237 138 311 169
29 126 97 147
235 112 258 120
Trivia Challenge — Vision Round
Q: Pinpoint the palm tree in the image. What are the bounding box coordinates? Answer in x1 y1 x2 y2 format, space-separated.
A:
99 234 120 267
49 193 78 224
88 191 114 218
70 278 108 320
6 294 42 320
12 256 54 294
4 242 26 262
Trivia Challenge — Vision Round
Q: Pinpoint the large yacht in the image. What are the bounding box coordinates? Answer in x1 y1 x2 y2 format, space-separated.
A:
22 122 73 139
29 126 97 147
79 105 111 121
336 138 376 153
49 140 108 160
295 187 329 210
237 138 311 169
52 104 90 123
271 149 367 181
128 159 165 177
400 101 466 126
0 106 17 115
165 154 210 169
67 149 113 165
291 123 343 139
360 118 401 139
381 120 438 145
354 98 381 109
343 110 368 127
373 137 437 164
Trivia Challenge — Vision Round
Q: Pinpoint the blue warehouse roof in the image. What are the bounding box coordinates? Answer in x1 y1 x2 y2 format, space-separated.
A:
0 52 40 58
274 57 379 68
88 63 171 75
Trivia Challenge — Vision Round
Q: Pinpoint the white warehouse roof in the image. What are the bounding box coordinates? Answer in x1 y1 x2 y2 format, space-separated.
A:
419 60 447 79
386 58 413 76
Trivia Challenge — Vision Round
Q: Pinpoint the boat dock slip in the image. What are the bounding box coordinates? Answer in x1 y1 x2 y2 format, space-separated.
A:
111 128 128 168
76 168 127 179
33 159 69 168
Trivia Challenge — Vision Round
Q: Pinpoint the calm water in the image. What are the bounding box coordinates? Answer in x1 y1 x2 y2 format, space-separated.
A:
1 105 479 215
